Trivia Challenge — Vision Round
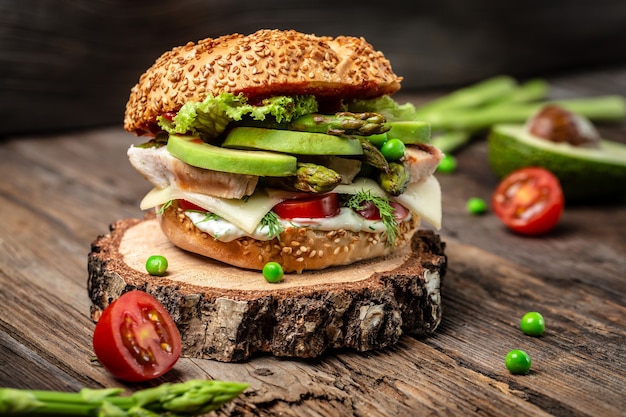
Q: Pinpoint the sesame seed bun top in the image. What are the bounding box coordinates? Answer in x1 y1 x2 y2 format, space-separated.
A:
124 29 403 135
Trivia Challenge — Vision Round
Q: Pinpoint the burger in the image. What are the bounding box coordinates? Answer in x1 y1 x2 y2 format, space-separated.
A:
124 29 443 273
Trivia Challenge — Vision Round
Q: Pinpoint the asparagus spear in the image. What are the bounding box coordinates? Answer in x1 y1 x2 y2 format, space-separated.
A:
0 380 249 416
430 131 472 155
379 162 409 196
414 75 518 118
423 95 626 131
239 112 390 136
356 136 390 172
266 162 342 193
482 78 548 107
290 112 390 136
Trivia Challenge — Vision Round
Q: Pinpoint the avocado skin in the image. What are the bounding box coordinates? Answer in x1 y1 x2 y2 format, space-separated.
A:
488 125 626 203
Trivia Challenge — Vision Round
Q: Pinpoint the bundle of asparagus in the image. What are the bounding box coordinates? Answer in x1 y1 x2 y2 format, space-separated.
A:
0 380 248 416
413 75 626 153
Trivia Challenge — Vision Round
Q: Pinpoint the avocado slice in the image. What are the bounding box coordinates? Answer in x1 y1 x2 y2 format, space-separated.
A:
222 127 363 155
167 135 297 176
488 124 626 202
369 121 431 145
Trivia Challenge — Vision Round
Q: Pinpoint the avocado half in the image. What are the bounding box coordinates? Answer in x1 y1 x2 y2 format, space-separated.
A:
487 124 626 202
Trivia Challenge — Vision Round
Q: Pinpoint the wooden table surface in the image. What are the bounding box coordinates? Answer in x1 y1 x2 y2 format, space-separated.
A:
1 68 625 417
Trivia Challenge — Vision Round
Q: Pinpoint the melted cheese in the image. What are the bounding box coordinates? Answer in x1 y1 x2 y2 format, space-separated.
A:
140 175 441 236
140 187 281 234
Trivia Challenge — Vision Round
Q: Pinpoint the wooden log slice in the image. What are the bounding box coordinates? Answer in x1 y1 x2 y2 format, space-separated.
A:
87 216 447 362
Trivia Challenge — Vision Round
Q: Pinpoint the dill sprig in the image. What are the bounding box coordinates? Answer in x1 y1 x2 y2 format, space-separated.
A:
156 200 173 215
260 210 284 240
345 190 399 246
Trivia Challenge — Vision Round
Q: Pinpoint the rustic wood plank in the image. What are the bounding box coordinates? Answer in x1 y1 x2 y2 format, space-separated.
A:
87 217 446 361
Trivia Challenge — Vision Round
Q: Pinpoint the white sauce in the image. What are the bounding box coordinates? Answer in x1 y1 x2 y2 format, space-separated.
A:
185 207 411 242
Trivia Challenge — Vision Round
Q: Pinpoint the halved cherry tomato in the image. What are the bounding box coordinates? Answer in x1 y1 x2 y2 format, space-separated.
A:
492 167 564 235
273 193 340 219
93 290 182 382
177 199 206 212
354 200 410 221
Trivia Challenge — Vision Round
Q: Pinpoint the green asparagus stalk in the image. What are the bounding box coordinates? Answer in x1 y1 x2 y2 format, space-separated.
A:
430 131 472 154
239 112 390 136
267 162 342 193
0 380 249 416
482 78 549 107
357 136 390 172
378 162 409 196
414 75 517 117
290 112 390 136
423 95 626 131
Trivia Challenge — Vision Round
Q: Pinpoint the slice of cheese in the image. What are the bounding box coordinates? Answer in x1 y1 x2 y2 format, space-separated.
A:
394 176 442 230
140 175 442 234
141 187 282 235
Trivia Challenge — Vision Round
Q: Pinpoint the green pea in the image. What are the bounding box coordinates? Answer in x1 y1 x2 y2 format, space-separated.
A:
263 262 284 283
466 197 488 215
380 138 406 162
505 349 532 374
437 154 457 173
146 255 168 276
520 311 545 336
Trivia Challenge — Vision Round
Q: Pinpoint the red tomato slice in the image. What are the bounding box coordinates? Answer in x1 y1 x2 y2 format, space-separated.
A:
177 199 206 212
355 200 410 221
93 290 182 382
273 193 340 219
492 167 564 235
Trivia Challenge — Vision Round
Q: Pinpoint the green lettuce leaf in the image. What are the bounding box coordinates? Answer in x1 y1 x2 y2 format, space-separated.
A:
344 95 419 122
158 93 318 140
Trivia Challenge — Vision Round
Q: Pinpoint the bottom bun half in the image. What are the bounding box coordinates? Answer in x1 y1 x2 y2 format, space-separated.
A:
158 202 421 273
